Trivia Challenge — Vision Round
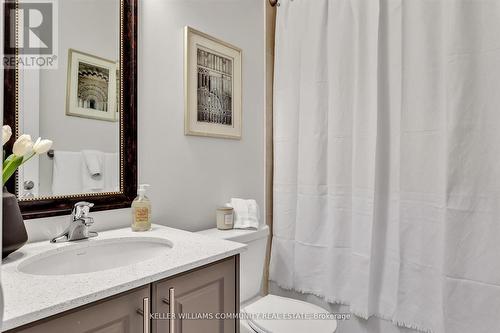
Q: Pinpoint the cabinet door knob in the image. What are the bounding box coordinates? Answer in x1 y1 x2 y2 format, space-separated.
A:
169 288 175 333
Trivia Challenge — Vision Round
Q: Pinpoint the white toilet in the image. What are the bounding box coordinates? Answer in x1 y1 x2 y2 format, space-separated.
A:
197 225 337 333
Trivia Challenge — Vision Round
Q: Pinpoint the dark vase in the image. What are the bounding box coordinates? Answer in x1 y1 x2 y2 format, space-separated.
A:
2 186 28 259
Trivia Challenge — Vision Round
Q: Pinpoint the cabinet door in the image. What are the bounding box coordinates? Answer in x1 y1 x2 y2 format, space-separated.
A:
10 286 150 333
152 256 238 333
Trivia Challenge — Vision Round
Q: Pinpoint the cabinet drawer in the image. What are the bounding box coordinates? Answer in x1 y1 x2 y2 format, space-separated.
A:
8 286 150 333
152 257 238 333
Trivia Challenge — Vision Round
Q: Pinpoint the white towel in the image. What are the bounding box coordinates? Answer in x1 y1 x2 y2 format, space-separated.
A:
81 160 104 192
52 151 83 195
82 150 103 176
81 152 119 193
229 198 260 229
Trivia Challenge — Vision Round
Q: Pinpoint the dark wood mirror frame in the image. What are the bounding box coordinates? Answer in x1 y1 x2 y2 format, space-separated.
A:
3 0 137 219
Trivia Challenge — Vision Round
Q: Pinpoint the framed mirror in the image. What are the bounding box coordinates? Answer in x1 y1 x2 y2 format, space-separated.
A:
3 0 137 219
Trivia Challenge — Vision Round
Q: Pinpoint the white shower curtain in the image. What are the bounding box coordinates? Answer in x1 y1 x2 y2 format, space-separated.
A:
269 1 500 332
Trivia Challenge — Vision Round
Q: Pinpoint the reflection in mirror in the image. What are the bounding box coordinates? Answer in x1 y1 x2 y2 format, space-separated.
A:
17 0 121 199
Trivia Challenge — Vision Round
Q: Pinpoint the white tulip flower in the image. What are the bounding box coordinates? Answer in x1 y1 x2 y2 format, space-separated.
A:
3 132 54 184
33 137 53 154
2 125 12 145
12 134 34 156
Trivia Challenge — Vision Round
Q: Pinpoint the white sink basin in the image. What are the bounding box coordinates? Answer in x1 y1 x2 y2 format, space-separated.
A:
18 237 173 276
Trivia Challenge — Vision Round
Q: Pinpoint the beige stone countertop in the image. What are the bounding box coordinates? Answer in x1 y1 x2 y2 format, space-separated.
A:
1 224 246 331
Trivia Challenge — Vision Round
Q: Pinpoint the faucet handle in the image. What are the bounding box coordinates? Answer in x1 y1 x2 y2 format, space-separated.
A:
83 216 94 227
73 201 94 219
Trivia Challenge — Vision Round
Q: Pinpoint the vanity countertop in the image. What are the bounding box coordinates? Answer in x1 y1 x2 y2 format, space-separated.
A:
1 224 246 331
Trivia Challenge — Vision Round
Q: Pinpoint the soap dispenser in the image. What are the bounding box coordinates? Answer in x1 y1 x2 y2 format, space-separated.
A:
132 184 151 231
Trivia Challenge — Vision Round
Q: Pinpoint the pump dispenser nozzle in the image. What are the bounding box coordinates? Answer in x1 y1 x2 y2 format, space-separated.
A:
138 184 150 198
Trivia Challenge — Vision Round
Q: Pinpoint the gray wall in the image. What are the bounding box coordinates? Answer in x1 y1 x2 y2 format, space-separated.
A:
137 0 265 231
25 0 265 240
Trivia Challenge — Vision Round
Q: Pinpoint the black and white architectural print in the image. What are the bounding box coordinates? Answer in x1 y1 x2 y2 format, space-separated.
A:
197 49 233 126
66 49 118 122
185 27 242 139
77 62 110 112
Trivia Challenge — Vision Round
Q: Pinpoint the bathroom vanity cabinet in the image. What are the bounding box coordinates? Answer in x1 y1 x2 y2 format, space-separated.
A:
7 256 239 333
153 256 237 333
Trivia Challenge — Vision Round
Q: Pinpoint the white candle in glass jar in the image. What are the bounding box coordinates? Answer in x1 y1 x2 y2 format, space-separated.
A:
216 207 234 230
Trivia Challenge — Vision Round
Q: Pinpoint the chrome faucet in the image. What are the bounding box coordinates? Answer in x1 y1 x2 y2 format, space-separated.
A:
50 202 98 243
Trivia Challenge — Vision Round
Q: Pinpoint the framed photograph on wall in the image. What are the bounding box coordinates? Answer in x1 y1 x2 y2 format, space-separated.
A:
184 27 242 139
66 49 118 122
